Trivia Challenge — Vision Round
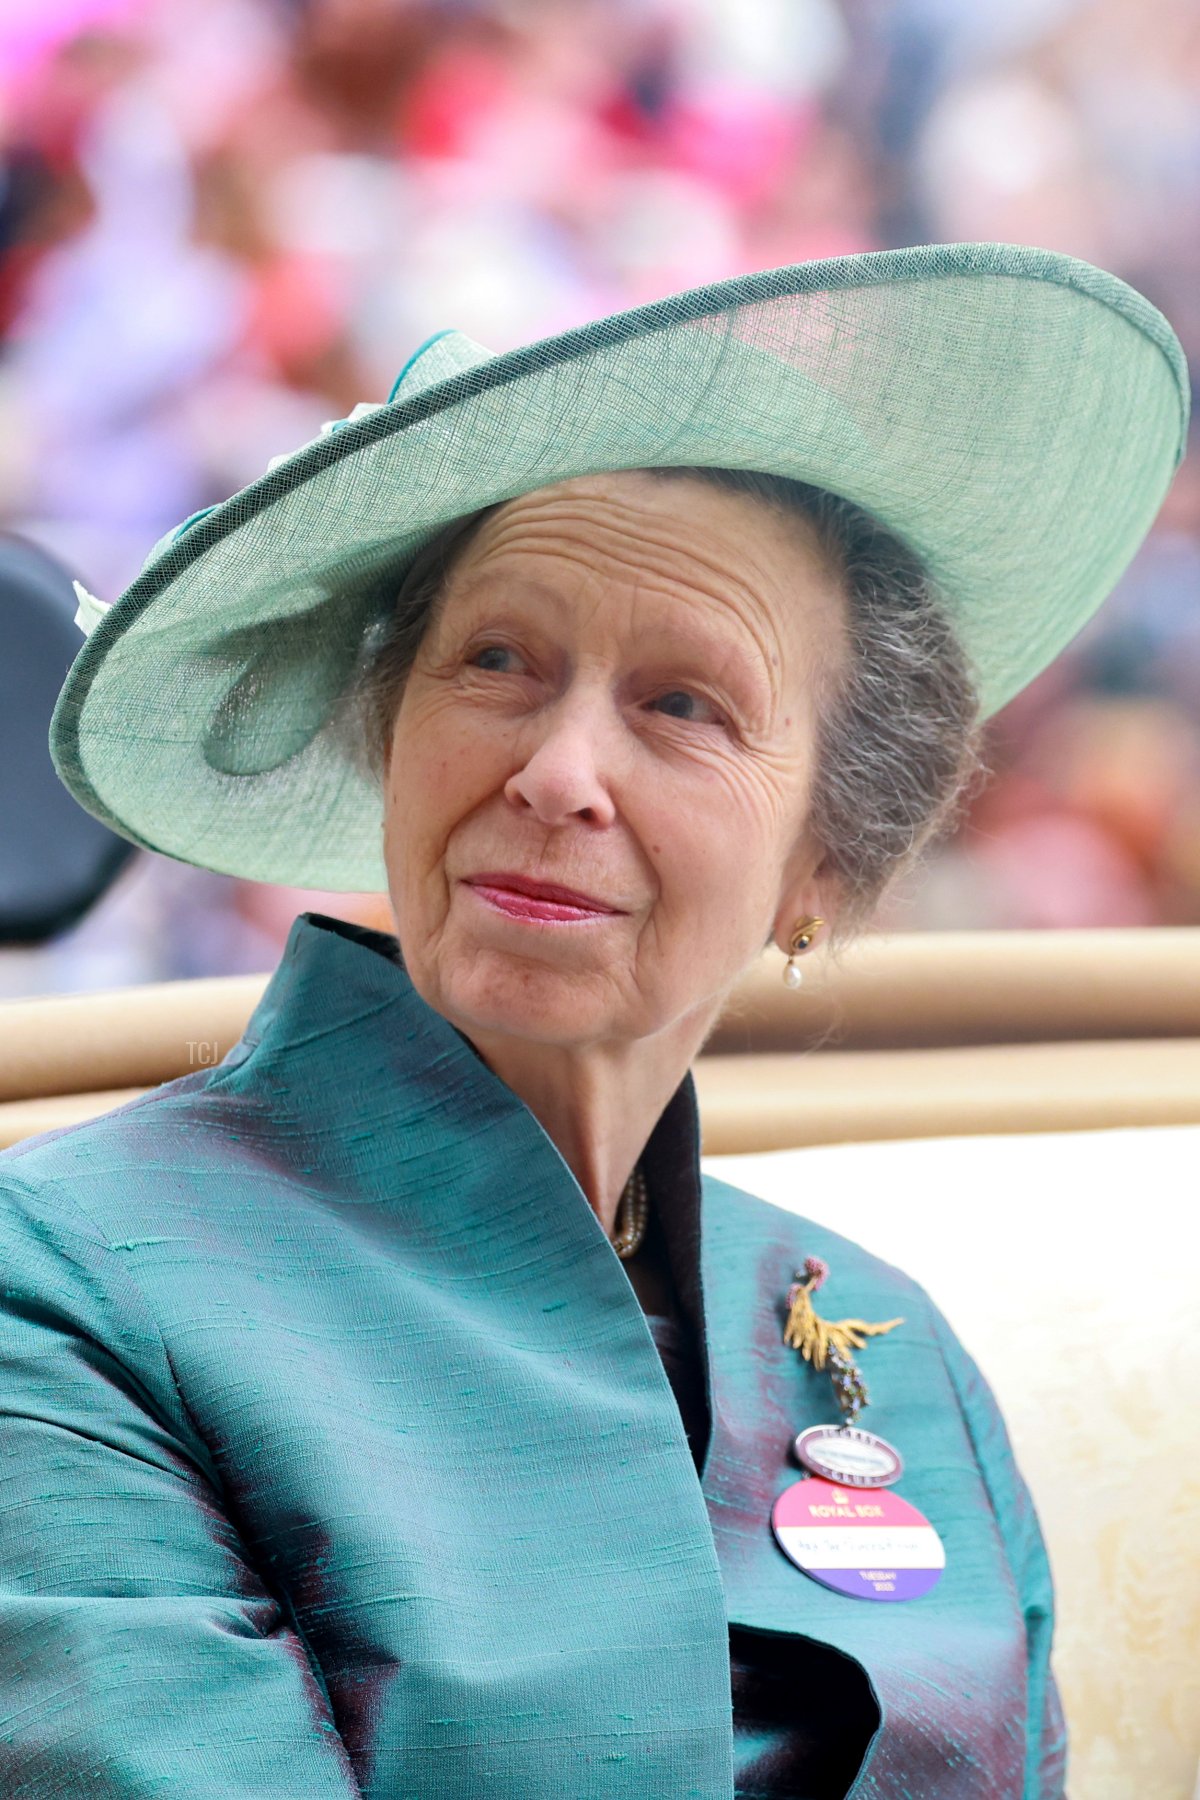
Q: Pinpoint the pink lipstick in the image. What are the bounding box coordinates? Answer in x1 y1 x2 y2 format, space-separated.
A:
464 872 622 924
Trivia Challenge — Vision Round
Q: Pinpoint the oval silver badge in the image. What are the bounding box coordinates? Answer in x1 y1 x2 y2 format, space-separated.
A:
793 1423 904 1489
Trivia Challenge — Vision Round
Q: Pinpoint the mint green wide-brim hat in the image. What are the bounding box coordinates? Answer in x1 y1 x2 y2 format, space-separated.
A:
52 241 1189 892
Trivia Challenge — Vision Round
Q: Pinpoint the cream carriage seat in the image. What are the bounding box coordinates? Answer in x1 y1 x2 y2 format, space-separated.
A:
705 1126 1200 1800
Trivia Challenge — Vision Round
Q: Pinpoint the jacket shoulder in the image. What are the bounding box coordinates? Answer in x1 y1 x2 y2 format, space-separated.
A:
0 1067 261 1249
1 1068 215 1171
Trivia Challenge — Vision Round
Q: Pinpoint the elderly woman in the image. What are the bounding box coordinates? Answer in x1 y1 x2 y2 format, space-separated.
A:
0 245 1187 1798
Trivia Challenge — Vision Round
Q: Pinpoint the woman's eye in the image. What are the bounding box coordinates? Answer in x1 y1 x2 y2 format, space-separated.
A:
468 644 522 673
649 689 726 726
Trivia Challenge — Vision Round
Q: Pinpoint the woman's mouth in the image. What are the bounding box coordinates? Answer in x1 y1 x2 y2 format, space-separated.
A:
463 873 622 924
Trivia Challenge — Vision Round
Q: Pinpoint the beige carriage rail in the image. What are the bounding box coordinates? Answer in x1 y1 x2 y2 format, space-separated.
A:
2 1039 1198 1153
2 927 1198 1103
1 927 1198 1151
703 926 1200 1052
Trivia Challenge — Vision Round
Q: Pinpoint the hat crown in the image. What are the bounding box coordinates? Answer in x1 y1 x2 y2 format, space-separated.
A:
387 329 494 404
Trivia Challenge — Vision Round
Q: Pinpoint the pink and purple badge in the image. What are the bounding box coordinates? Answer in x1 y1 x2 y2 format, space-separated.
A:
772 1476 946 1602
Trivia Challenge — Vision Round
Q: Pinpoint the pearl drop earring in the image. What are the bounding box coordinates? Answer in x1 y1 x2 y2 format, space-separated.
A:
783 916 824 989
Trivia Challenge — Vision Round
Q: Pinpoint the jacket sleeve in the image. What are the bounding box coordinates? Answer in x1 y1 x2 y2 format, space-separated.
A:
0 1173 363 1799
927 1295 1068 1800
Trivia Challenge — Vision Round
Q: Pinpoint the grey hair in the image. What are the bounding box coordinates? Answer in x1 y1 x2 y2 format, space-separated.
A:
351 468 986 946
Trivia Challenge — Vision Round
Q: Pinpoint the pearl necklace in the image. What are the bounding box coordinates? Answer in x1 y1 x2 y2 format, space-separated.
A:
610 1165 649 1260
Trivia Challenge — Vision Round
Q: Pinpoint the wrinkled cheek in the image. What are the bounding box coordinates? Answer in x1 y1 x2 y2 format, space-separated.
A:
696 833 779 970
393 734 511 921
382 766 435 904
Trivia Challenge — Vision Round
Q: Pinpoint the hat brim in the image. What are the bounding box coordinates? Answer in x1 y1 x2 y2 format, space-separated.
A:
51 241 1189 890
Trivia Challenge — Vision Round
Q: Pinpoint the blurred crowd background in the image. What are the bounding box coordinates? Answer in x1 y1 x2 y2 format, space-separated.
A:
1 0 1197 995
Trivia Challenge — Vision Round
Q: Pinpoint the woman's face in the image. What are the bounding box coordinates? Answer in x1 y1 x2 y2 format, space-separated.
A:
382 471 846 1052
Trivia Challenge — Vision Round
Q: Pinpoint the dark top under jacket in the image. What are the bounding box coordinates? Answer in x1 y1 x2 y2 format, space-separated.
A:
646 1311 876 1799
633 1105 878 1800
0 911 1065 1798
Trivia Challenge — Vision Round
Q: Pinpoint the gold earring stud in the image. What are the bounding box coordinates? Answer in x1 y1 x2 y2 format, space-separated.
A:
783 916 824 990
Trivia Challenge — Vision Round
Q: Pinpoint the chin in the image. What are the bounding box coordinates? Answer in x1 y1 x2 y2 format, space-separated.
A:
432 952 626 1050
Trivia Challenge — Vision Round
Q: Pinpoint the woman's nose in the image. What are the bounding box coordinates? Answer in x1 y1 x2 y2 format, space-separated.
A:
503 698 618 829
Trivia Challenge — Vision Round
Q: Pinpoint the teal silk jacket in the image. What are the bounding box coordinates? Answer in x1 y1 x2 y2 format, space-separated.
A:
0 913 1064 1797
